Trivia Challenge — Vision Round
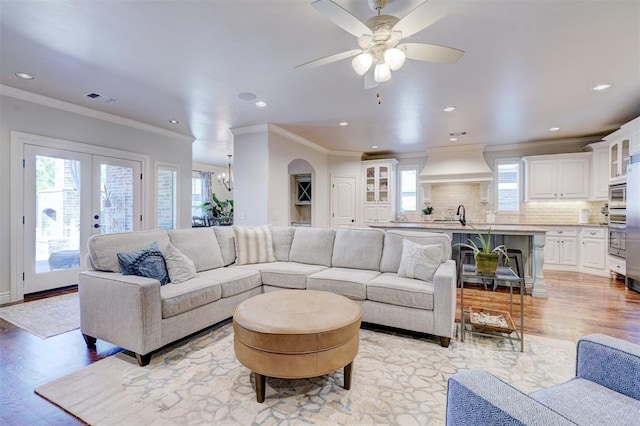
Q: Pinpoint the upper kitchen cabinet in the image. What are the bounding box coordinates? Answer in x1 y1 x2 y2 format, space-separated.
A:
523 153 591 201
363 159 397 223
584 142 609 200
606 116 640 182
609 138 630 183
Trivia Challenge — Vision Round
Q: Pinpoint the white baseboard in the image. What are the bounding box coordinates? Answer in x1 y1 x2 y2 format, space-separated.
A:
0 292 12 306
543 265 610 277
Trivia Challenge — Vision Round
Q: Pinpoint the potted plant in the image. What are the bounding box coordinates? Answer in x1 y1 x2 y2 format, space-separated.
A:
201 192 234 225
421 206 434 222
455 227 509 274
101 184 112 208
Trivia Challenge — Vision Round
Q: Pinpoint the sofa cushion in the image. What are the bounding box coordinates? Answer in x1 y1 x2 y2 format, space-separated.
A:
197 267 262 298
397 239 444 282
239 262 327 289
168 228 225 272
160 277 222 319
87 229 170 272
289 227 335 267
163 243 198 284
380 230 451 273
233 225 276 265
331 228 385 271
270 226 296 261
530 377 640 426
367 272 434 310
306 267 380 300
117 242 170 285
213 226 236 266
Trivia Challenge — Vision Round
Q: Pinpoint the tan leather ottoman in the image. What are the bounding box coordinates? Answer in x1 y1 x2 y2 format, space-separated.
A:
233 289 362 403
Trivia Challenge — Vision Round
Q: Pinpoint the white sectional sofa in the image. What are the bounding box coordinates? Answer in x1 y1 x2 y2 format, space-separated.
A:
78 226 456 365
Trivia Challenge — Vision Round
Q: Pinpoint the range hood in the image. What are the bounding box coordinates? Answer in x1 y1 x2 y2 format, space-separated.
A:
419 144 494 184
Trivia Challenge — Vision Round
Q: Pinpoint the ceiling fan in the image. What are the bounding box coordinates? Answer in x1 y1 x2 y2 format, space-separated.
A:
297 0 464 87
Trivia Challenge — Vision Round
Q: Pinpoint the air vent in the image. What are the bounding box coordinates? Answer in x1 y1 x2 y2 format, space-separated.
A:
449 131 467 137
86 92 101 99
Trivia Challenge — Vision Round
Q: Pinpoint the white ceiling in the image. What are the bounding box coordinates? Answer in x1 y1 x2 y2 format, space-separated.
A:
1 0 639 166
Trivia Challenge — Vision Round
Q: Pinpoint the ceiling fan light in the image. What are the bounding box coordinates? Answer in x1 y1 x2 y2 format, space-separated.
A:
374 63 391 83
384 48 406 71
351 53 373 75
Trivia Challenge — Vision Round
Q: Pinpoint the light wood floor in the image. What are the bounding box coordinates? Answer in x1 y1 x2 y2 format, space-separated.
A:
1 270 639 424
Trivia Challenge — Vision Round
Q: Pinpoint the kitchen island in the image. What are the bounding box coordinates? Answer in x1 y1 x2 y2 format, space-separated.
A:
371 222 549 298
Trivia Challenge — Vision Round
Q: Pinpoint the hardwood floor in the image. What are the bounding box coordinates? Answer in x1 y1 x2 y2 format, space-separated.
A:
1 270 639 424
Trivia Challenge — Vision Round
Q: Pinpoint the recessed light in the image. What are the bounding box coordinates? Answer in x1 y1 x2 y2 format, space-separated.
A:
255 101 267 107
238 92 257 100
169 119 179 124
371 145 379 149
338 121 349 126
443 106 456 112
549 127 560 132
592 84 612 91
449 137 458 142
14 72 35 80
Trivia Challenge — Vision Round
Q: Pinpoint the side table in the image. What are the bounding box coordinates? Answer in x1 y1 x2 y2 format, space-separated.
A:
460 266 525 352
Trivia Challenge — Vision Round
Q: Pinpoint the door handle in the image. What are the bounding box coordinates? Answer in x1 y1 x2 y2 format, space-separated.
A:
94 223 100 228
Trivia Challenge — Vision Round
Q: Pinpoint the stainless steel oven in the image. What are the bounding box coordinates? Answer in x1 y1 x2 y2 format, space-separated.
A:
609 183 626 208
608 223 626 259
609 207 627 225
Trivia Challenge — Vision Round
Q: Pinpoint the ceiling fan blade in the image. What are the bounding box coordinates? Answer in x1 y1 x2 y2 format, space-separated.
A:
295 49 362 69
364 69 377 90
401 43 464 64
393 1 451 38
312 0 372 38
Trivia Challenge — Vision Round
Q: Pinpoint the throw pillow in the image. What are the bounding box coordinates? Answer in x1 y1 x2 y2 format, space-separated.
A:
233 225 276 265
163 243 197 284
397 239 443 282
117 242 170 285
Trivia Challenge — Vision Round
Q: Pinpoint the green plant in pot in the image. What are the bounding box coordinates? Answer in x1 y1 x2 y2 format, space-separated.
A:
421 206 434 221
455 227 509 274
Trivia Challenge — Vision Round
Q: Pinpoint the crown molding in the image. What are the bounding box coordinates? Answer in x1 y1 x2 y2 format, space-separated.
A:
0 84 194 143
483 136 603 152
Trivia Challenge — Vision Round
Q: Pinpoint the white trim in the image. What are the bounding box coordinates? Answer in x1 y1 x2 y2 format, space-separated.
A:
1 85 194 143
10 131 152 302
0 292 11 306
154 161 180 230
494 157 522 213
397 163 420 214
484 136 602 152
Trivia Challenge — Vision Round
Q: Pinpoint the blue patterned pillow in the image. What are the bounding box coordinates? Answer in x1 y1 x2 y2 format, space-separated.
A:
117 242 169 285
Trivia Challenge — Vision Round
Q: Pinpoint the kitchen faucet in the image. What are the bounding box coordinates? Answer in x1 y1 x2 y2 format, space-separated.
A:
457 204 466 226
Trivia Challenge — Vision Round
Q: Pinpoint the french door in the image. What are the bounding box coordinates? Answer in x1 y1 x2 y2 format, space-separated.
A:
23 144 142 294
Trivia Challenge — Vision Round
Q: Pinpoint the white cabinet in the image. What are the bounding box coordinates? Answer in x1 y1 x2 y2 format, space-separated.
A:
523 153 591 201
362 159 397 223
579 228 606 271
608 255 626 278
544 227 578 266
609 138 630 183
584 142 609 200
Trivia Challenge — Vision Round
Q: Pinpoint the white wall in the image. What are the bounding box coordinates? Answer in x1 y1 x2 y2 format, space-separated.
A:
268 130 330 227
0 93 193 301
232 130 269 226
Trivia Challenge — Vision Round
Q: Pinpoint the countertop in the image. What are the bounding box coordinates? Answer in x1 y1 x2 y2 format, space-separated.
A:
371 221 609 233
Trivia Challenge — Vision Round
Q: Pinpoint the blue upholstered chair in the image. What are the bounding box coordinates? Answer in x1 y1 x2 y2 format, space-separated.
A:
446 334 640 425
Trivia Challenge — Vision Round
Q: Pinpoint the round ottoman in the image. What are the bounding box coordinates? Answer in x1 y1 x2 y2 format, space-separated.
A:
233 290 362 403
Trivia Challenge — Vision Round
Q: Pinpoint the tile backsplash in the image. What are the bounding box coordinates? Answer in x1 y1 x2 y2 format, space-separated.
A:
402 183 608 225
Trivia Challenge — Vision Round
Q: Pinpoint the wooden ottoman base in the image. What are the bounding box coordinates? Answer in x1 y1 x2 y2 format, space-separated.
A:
233 290 362 403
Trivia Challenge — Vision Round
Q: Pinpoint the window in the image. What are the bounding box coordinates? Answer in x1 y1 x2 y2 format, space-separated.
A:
495 159 521 212
156 164 178 229
398 165 418 212
192 173 203 209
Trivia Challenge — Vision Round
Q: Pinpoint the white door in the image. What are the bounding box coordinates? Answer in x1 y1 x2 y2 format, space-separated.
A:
23 145 142 294
331 176 356 227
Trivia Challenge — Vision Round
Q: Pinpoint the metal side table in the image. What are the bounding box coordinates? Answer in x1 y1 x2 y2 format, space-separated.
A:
460 266 525 352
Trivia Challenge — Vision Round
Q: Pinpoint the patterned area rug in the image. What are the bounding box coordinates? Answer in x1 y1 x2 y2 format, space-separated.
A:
36 322 576 425
0 293 79 339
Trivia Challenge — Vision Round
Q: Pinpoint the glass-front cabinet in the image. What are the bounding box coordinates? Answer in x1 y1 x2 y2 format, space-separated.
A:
363 159 398 223
609 138 630 183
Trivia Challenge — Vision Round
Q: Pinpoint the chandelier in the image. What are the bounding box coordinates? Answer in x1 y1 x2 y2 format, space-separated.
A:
217 154 233 191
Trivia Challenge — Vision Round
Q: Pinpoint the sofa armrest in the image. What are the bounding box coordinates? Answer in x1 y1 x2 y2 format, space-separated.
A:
446 370 574 426
576 334 640 400
432 259 457 338
78 270 162 355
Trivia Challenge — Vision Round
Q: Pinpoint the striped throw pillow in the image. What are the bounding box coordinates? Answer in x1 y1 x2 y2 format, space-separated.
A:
233 225 276 265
